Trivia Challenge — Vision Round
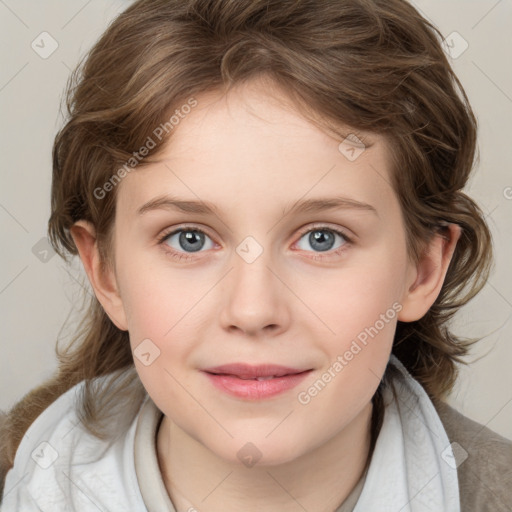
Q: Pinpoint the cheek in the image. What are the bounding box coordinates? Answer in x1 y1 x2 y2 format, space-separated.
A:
294 296 398 443
294 247 406 404
125 280 199 411
302 254 406 340
118 253 208 340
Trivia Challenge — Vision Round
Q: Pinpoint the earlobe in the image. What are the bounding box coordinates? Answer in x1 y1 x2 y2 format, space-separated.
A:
70 220 128 331
398 223 461 322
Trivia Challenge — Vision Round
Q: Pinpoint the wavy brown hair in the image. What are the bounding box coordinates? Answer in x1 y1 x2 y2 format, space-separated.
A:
0 0 493 496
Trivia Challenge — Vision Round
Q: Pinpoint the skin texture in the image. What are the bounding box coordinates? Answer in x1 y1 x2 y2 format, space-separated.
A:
71 77 460 511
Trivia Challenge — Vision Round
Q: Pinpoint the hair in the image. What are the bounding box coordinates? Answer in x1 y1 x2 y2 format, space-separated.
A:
0 0 493 495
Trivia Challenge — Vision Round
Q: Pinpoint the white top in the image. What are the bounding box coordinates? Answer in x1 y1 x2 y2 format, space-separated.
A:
134 395 366 511
1 355 459 511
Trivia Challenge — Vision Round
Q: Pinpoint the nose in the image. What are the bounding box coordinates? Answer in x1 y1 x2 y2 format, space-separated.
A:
218 241 290 338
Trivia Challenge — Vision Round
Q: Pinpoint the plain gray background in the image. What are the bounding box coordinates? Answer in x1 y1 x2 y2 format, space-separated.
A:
1 0 511 439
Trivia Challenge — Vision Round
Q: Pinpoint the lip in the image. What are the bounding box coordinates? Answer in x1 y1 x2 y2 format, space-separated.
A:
201 363 312 400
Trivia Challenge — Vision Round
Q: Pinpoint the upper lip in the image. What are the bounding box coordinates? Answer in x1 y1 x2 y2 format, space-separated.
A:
202 363 311 378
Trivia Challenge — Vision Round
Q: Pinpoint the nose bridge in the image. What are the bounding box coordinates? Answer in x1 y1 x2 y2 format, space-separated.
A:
232 234 276 305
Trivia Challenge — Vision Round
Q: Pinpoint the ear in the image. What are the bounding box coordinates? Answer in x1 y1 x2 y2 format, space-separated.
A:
70 220 128 331
398 223 461 322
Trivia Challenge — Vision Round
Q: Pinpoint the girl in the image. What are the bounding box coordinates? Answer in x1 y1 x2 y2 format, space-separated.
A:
1 0 511 510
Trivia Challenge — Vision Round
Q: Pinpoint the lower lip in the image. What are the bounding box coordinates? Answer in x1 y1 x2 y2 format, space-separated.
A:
203 371 312 399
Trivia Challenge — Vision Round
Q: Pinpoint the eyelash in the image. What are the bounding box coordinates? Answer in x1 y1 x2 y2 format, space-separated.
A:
157 224 353 262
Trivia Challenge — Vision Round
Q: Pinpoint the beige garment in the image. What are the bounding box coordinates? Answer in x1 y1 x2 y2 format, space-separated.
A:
434 400 512 512
133 396 366 512
134 398 176 511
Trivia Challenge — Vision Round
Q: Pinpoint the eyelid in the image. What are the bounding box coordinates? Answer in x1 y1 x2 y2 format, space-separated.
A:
157 224 217 245
294 222 353 243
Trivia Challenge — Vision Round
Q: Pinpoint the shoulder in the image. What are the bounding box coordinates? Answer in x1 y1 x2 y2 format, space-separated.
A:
433 400 512 512
1 376 148 511
1 380 85 509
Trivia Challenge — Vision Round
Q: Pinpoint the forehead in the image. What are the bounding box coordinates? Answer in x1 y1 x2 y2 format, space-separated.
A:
159 78 377 158
115 78 397 223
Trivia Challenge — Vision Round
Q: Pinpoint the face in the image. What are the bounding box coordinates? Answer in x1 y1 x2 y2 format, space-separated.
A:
109 77 415 465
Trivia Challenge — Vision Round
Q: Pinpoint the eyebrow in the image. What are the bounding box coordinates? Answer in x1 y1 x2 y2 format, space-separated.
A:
137 194 378 217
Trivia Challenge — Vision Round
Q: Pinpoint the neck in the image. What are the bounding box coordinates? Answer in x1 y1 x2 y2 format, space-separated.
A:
156 401 373 512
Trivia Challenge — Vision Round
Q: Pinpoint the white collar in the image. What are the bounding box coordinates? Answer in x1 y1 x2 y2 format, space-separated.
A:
354 354 460 511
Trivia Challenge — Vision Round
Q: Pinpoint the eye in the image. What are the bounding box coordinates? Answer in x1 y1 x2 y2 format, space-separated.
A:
157 223 352 262
294 225 351 258
158 226 216 261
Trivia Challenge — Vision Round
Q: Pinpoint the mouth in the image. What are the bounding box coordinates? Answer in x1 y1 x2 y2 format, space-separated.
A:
203 363 311 378
201 363 313 399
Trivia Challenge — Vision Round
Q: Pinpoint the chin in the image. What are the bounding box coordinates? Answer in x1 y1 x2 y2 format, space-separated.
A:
214 435 307 469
